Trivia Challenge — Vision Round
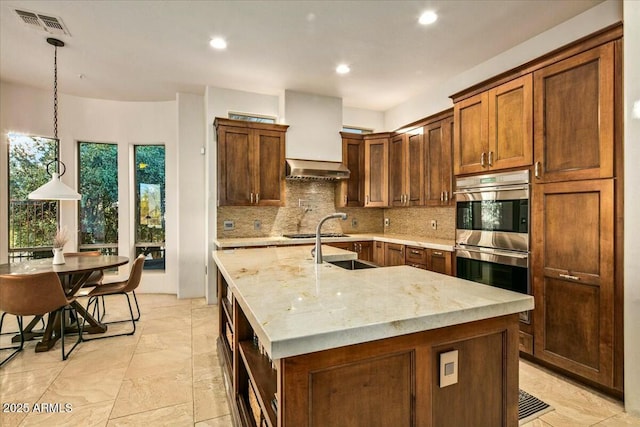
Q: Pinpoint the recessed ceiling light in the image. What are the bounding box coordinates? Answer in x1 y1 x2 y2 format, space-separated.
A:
336 64 350 74
210 37 227 50
419 11 438 25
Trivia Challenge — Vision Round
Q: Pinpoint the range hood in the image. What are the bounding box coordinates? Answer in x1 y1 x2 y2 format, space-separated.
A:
285 159 350 181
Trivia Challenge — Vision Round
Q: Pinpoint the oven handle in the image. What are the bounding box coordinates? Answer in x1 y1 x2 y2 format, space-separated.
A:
455 245 529 268
453 184 529 195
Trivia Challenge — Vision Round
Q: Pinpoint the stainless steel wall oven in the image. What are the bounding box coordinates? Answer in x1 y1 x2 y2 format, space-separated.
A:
454 170 531 322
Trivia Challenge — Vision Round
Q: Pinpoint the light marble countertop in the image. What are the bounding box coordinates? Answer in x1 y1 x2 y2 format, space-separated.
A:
215 233 455 251
213 245 534 360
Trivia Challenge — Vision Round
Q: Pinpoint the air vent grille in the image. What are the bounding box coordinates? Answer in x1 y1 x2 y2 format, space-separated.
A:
14 9 70 36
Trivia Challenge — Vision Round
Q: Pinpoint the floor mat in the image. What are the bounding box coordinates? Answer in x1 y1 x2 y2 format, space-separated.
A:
519 389 553 425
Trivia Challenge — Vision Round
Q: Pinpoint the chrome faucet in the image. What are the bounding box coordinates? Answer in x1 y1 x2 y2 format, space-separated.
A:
313 212 347 264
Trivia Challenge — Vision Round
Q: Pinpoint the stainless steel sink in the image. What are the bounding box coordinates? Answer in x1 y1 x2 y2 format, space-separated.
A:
327 259 379 270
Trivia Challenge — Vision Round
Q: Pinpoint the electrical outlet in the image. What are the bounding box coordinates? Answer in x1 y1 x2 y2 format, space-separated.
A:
351 218 358 227
384 218 390 227
223 220 235 231
254 220 261 230
430 220 437 230
439 350 459 388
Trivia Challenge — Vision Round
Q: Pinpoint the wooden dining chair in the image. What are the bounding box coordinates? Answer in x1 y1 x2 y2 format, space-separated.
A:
64 251 106 320
82 255 145 341
0 272 83 366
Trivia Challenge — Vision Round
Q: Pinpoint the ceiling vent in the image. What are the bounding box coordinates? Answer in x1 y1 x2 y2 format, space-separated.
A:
14 9 70 36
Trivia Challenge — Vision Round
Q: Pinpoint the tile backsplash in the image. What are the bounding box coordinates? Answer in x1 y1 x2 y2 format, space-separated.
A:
217 181 455 240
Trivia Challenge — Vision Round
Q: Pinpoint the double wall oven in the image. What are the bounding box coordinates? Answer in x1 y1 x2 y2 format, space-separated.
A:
454 170 531 322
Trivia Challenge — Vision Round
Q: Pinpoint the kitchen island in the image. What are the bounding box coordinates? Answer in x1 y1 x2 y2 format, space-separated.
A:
213 245 534 427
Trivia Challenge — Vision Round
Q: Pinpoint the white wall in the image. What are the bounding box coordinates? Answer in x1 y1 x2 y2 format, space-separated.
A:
176 93 206 299
0 82 178 294
623 0 640 416
384 0 623 130
343 106 385 133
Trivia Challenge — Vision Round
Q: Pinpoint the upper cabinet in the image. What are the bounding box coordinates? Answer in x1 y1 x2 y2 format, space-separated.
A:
453 74 533 175
389 131 424 207
533 43 614 183
215 118 288 206
364 133 390 207
424 114 454 206
336 132 365 207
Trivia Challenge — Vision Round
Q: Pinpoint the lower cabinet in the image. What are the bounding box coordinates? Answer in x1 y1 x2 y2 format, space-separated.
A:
405 246 453 275
373 241 385 266
384 242 405 266
325 241 372 261
219 270 520 427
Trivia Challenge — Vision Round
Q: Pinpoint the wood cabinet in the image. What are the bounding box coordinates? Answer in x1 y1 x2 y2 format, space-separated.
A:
364 133 390 207
532 179 615 388
383 242 405 266
373 240 384 266
389 131 423 207
453 74 533 175
325 240 372 262
336 132 365 207
424 115 454 206
405 246 453 275
405 246 427 269
533 43 614 183
216 118 288 206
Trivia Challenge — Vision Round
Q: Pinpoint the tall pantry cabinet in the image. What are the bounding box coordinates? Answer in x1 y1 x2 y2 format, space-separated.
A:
531 35 623 393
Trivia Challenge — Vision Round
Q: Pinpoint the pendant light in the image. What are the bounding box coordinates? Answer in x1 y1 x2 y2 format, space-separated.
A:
28 38 81 201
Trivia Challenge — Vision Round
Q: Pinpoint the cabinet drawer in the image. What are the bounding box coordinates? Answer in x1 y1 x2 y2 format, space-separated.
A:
519 331 533 354
405 246 427 264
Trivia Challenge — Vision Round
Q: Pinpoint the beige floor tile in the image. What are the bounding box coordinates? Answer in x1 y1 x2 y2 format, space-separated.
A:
19 400 113 426
124 348 192 379
135 329 192 354
520 419 554 427
0 366 62 401
106 402 193 426
110 368 193 419
195 414 234 427
137 313 191 335
193 351 221 382
38 366 127 407
0 341 66 375
58 342 136 378
594 412 640 426
194 374 231 422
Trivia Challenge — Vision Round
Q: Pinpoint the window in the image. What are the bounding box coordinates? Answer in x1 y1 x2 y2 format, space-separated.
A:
228 112 276 124
78 142 118 255
134 145 165 270
7 133 58 262
342 126 373 134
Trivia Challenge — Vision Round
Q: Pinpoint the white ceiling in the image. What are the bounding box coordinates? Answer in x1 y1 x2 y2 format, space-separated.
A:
0 0 603 111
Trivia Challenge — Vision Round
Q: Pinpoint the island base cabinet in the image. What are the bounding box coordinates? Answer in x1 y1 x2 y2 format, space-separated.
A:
280 314 519 427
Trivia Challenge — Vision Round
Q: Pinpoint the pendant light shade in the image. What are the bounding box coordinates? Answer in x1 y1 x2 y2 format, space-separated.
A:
28 159 81 200
28 37 81 201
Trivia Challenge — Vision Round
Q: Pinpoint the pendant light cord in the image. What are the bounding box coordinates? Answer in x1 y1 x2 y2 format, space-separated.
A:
53 43 58 139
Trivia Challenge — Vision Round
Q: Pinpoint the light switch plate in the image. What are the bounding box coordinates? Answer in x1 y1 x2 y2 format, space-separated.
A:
439 350 459 388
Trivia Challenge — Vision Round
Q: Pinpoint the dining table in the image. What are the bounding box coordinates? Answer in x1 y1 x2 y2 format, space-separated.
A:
0 255 129 352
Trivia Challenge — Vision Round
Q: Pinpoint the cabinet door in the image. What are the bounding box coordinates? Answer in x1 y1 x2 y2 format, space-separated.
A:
384 243 405 266
532 179 614 387
373 240 385 266
453 92 488 175
487 74 533 170
389 134 406 207
364 136 389 207
356 241 373 262
424 116 453 206
254 129 285 206
533 43 614 183
217 126 253 206
337 134 365 207
406 133 424 206
427 249 452 276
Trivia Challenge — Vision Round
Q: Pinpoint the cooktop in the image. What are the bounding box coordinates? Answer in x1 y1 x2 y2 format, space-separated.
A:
282 233 349 239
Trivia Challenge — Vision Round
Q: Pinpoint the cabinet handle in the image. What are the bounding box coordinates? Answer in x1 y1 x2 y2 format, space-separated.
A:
559 273 580 281
250 192 254 203
444 191 448 203
406 193 410 204
433 251 443 256
410 250 421 255
255 193 259 204
534 161 541 179
366 195 369 205
488 151 493 167
345 195 348 204
480 152 486 167
440 192 444 202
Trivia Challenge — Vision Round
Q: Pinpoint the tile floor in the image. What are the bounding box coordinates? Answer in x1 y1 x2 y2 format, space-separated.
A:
0 294 638 427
